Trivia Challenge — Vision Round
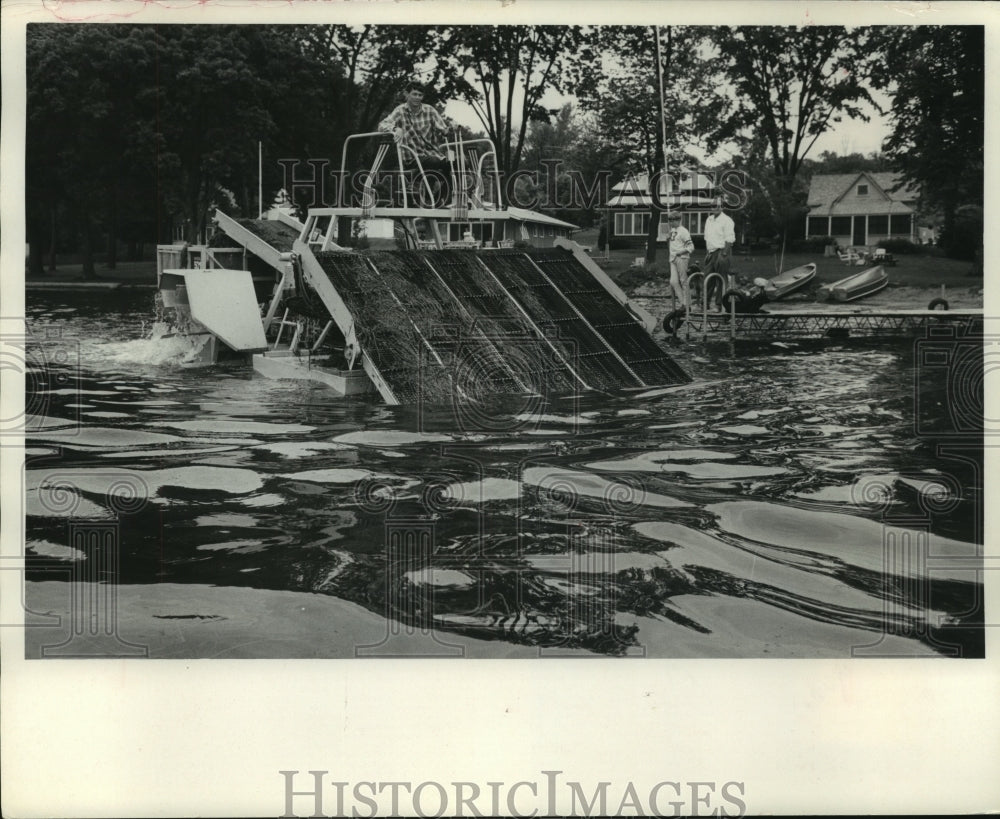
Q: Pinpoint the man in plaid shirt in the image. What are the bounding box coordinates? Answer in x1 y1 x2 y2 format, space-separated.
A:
378 81 453 206
379 81 450 161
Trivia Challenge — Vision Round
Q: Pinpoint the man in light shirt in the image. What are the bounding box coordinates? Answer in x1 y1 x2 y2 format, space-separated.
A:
379 81 450 164
667 212 694 309
377 80 453 206
703 198 736 310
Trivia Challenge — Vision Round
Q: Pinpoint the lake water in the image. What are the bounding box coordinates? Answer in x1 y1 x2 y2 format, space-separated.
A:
23 289 984 658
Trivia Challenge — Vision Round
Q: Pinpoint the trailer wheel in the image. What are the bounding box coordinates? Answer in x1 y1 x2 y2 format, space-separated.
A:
662 308 686 335
928 297 949 311
720 290 743 312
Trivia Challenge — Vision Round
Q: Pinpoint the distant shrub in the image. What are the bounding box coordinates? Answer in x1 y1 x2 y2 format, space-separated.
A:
513 240 533 250
939 205 983 262
789 236 836 253
877 238 920 255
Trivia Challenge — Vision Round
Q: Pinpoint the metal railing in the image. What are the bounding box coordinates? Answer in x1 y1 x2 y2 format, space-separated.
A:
685 271 736 340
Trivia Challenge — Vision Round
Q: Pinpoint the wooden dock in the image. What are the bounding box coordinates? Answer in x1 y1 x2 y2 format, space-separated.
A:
679 308 983 341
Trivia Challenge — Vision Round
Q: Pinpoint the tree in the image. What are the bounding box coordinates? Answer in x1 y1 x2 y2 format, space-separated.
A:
27 25 160 277
26 24 348 274
300 25 444 138
707 26 876 243
804 149 890 176
515 104 583 222
435 26 596 177
872 26 983 258
153 27 305 241
577 26 720 261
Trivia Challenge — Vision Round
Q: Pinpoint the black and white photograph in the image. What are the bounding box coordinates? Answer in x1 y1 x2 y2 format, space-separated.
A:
2 1 998 816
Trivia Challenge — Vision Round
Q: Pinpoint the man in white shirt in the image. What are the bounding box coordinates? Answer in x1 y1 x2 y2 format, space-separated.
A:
703 198 736 310
667 212 694 309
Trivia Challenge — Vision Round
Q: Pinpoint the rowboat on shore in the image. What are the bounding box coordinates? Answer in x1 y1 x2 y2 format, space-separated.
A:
816 265 889 302
763 263 817 300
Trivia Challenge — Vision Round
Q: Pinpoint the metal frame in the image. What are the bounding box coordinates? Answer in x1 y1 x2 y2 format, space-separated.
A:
682 310 983 340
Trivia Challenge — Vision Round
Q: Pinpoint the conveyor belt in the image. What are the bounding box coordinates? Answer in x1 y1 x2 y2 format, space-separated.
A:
312 252 451 403
303 246 690 404
528 249 690 386
213 210 301 273
420 251 581 395
232 218 300 253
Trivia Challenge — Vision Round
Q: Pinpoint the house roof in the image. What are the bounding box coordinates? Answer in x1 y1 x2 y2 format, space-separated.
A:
609 171 715 198
807 172 919 216
611 171 716 194
607 171 719 208
505 207 578 230
606 192 716 209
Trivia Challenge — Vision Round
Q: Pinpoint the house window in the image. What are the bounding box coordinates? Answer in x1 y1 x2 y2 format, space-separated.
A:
807 216 828 236
857 184 869 195
453 222 493 242
868 215 888 235
830 216 852 235
614 211 650 236
449 222 471 241
890 214 911 235
658 213 671 240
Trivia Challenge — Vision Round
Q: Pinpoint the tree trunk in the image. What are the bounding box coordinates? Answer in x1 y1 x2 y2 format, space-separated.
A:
27 214 45 278
644 207 661 264
80 214 96 280
106 187 118 269
47 207 57 272
941 201 957 256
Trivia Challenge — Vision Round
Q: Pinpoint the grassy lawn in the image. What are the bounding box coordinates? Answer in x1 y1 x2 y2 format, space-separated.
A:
26 259 158 283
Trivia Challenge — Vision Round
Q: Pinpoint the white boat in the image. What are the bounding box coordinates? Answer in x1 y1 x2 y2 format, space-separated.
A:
763 263 817 300
816 265 889 302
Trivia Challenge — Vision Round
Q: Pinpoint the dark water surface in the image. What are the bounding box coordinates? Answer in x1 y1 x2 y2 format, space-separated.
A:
24 290 984 657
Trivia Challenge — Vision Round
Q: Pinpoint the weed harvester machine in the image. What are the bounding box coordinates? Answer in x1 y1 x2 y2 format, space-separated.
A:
155 130 690 404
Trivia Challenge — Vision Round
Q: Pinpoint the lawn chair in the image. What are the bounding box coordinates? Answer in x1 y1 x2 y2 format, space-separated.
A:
836 247 855 264
871 247 896 266
837 247 863 266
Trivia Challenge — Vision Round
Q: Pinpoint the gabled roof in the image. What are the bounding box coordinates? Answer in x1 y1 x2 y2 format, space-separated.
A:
606 192 716 209
505 207 578 230
807 172 919 208
607 171 718 208
611 171 716 195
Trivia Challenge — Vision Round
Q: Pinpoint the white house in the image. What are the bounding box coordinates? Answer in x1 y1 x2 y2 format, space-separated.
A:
604 171 718 249
805 172 918 247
